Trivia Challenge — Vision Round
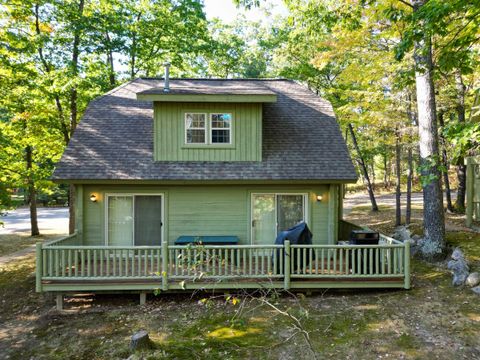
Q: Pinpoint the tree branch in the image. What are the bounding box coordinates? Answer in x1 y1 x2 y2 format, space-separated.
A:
397 0 413 9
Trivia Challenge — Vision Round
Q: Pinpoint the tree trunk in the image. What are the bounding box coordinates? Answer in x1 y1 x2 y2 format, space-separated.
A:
405 91 417 226
386 157 392 188
68 0 84 235
348 123 379 211
35 3 70 144
105 32 115 87
395 127 402 226
383 153 388 189
406 146 413 225
69 0 84 136
412 0 445 259
438 110 454 212
26 145 39 236
371 162 376 191
454 69 466 212
129 12 142 80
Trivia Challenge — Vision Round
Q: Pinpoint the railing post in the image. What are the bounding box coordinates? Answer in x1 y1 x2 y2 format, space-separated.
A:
284 240 291 290
404 241 411 289
162 240 168 291
36 243 43 293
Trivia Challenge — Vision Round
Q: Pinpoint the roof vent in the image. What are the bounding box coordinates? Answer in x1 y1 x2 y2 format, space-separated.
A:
163 62 171 93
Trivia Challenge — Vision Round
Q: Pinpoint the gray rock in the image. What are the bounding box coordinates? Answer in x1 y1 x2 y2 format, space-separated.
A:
451 248 465 261
466 272 480 287
392 226 412 241
412 234 422 241
130 330 152 351
472 286 480 295
447 248 469 286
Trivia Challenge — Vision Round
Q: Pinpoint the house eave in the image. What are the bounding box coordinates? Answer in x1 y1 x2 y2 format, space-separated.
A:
136 93 277 103
52 178 358 185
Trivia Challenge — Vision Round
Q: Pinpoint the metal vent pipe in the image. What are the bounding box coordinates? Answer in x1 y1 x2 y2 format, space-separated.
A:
163 62 171 93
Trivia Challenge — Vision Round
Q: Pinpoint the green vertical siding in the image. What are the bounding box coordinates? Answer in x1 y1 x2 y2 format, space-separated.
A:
154 102 262 161
74 184 84 244
81 184 332 246
83 188 104 246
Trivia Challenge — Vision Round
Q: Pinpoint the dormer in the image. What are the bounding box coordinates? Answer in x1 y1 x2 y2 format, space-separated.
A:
137 79 277 162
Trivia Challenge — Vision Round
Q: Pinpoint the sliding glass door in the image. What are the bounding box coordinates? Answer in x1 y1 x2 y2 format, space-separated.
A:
107 195 162 246
134 196 163 246
252 194 306 245
277 195 304 232
107 196 133 246
252 194 276 246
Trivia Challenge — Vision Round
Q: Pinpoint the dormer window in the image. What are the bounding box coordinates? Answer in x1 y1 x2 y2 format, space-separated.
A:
185 113 207 144
211 113 231 144
184 112 232 145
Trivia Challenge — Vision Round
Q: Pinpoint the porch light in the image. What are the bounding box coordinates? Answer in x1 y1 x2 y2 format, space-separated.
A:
316 195 323 202
90 194 97 202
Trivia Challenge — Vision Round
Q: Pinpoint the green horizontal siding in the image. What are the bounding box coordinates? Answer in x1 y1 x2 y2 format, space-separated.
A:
154 102 262 161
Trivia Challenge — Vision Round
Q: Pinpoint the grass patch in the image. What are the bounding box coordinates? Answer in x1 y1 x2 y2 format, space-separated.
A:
346 202 473 239
0 234 51 257
0 255 48 321
446 231 480 264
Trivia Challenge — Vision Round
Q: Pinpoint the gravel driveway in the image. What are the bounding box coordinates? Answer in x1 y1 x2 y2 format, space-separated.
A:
0 207 69 235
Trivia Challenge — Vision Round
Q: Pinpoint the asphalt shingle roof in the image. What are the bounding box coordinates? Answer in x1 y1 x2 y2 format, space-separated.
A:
52 78 357 182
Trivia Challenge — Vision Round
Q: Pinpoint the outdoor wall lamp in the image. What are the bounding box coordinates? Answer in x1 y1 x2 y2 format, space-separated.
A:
90 194 97 203
316 194 323 202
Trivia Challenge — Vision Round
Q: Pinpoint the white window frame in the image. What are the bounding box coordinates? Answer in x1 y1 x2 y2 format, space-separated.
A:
250 193 308 245
210 113 232 145
104 193 165 246
184 113 207 145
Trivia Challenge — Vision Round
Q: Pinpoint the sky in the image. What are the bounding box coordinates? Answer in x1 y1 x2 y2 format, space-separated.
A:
203 0 288 24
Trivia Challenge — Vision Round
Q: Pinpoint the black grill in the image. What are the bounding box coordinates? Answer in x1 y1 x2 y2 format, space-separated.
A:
349 230 379 245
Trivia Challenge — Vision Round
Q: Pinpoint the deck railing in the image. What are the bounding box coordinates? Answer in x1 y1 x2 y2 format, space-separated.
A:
37 238 410 292
289 244 406 278
167 245 284 280
39 246 163 280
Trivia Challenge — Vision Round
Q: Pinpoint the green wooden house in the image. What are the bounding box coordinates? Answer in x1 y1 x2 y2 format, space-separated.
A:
37 76 410 308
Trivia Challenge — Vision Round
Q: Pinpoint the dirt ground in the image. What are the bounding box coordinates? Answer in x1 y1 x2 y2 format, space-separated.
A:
0 205 479 359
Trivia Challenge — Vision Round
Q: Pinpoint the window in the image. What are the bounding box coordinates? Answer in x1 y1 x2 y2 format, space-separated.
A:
185 113 206 144
211 113 232 144
184 112 232 145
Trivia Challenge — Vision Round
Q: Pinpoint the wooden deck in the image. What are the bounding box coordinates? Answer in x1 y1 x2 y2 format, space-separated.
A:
37 235 410 294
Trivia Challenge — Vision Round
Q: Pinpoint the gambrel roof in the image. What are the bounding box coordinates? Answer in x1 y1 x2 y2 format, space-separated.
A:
53 79 357 182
